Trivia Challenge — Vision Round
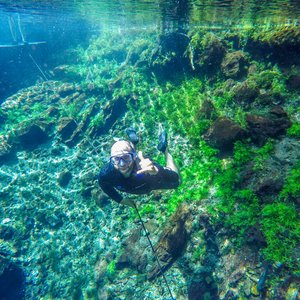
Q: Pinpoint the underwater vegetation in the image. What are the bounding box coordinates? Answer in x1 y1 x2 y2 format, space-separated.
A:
1 23 300 299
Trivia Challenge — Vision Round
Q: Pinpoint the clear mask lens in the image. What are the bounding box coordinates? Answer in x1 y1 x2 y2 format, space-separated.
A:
111 153 133 166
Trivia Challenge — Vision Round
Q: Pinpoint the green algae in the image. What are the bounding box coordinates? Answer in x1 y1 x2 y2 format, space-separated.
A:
287 122 300 138
261 202 300 267
279 161 300 201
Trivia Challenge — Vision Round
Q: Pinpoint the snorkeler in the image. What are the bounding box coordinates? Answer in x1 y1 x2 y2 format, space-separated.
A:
98 128 180 207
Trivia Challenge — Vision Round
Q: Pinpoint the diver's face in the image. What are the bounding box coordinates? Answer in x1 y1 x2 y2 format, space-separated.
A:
110 141 135 176
110 152 135 175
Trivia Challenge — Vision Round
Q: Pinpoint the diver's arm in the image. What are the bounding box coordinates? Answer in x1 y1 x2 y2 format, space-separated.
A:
99 182 135 207
98 178 123 203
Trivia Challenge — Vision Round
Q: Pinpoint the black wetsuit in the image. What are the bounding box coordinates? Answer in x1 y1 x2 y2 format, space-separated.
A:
98 160 180 203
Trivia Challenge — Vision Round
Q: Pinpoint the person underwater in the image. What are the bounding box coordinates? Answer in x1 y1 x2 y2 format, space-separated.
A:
98 128 180 207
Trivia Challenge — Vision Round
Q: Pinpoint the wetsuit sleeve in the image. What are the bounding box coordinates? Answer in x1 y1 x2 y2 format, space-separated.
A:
98 167 123 203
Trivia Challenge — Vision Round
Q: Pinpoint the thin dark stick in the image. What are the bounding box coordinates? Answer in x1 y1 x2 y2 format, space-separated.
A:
134 203 175 300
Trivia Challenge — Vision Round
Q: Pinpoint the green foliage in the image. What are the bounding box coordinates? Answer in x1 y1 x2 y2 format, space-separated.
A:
89 112 105 129
166 141 220 214
61 102 80 119
212 91 234 113
155 79 211 143
215 178 260 242
252 25 300 48
139 203 155 216
260 202 300 266
192 245 206 262
254 67 287 91
234 107 247 129
214 143 259 241
253 140 274 170
279 162 300 201
106 261 117 280
5 107 28 125
214 141 299 264
225 189 260 238
233 141 253 165
287 122 300 138
1 101 53 137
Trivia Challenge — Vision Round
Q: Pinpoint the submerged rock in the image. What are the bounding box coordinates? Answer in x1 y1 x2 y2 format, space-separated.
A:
231 80 260 105
246 106 291 145
255 27 300 49
188 279 218 300
150 31 190 78
91 97 127 137
204 117 247 154
0 225 15 241
16 124 49 150
286 74 300 91
0 135 15 165
200 33 226 68
197 99 217 120
0 261 25 300
57 118 77 142
192 33 226 75
57 170 72 187
273 137 300 166
116 228 148 272
57 83 77 97
245 158 284 199
147 202 191 280
221 51 249 79
240 137 300 202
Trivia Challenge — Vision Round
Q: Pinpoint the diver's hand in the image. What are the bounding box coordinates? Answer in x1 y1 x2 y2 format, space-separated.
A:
120 198 136 208
136 151 159 175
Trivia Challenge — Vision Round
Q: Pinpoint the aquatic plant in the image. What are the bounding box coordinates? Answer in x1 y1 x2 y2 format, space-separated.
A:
279 162 300 201
253 66 287 91
287 122 300 138
166 141 220 214
234 107 248 128
106 260 117 281
212 142 258 241
225 189 260 239
192 243 206 262
251 25 300 48
260 202 300 267
89 112 105 129
253 140 274 170
139 203 156 217
210 139 300 268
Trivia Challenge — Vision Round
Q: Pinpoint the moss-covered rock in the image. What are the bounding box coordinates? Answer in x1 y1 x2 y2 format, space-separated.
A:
57 117 77 142
190 32 226 75
57 169 72 187
231 80 260 106
0 135 15 165
148 202 192 280
16 123 49 150
221 51 249 79
204 117 247 154
246 106 291 145
197 99 218 120
286 74 300 91
150 31 190 78
253 26 300 49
